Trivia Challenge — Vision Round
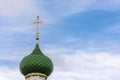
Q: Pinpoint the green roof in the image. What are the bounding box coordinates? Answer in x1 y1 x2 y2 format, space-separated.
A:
20 44 53 76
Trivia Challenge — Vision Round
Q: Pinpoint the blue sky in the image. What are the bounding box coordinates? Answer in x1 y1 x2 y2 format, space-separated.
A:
0 0 120 80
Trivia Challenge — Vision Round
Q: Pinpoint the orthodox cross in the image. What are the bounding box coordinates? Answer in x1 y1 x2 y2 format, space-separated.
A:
33 16 43 44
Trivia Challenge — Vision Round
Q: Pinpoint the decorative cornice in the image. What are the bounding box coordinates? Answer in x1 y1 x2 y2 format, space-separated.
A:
25 73 47 79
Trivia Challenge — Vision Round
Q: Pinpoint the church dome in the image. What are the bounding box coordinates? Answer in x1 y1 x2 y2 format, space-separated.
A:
20 44 53 76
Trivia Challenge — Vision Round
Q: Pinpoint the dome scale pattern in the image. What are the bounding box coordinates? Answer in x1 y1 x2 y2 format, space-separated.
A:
20 44 53 76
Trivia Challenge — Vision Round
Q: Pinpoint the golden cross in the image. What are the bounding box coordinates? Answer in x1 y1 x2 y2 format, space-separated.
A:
33 16 43 44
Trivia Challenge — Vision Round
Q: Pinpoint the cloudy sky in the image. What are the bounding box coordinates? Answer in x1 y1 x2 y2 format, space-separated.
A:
0 0 120 80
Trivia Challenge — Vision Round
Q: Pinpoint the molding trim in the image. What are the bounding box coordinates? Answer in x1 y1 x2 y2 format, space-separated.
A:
25 73 47 79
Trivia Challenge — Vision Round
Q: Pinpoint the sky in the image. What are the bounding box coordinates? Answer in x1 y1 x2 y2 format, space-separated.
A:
0 0 120 80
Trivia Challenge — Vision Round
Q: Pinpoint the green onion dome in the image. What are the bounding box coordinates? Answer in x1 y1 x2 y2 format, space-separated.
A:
20 44 53 76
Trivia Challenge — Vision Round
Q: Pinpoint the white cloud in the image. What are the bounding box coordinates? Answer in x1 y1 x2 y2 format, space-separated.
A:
1 44 120 80
0 0 57 24
0 25 35 51
41 0 120 18
42 0 96 17
48 51 120 80
1 1 120 80
0 0 38 18
105 24 120 33
0 0 120 24
0 25 33 34
32 0 120 25
0 66 24 80
94 0 120 11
